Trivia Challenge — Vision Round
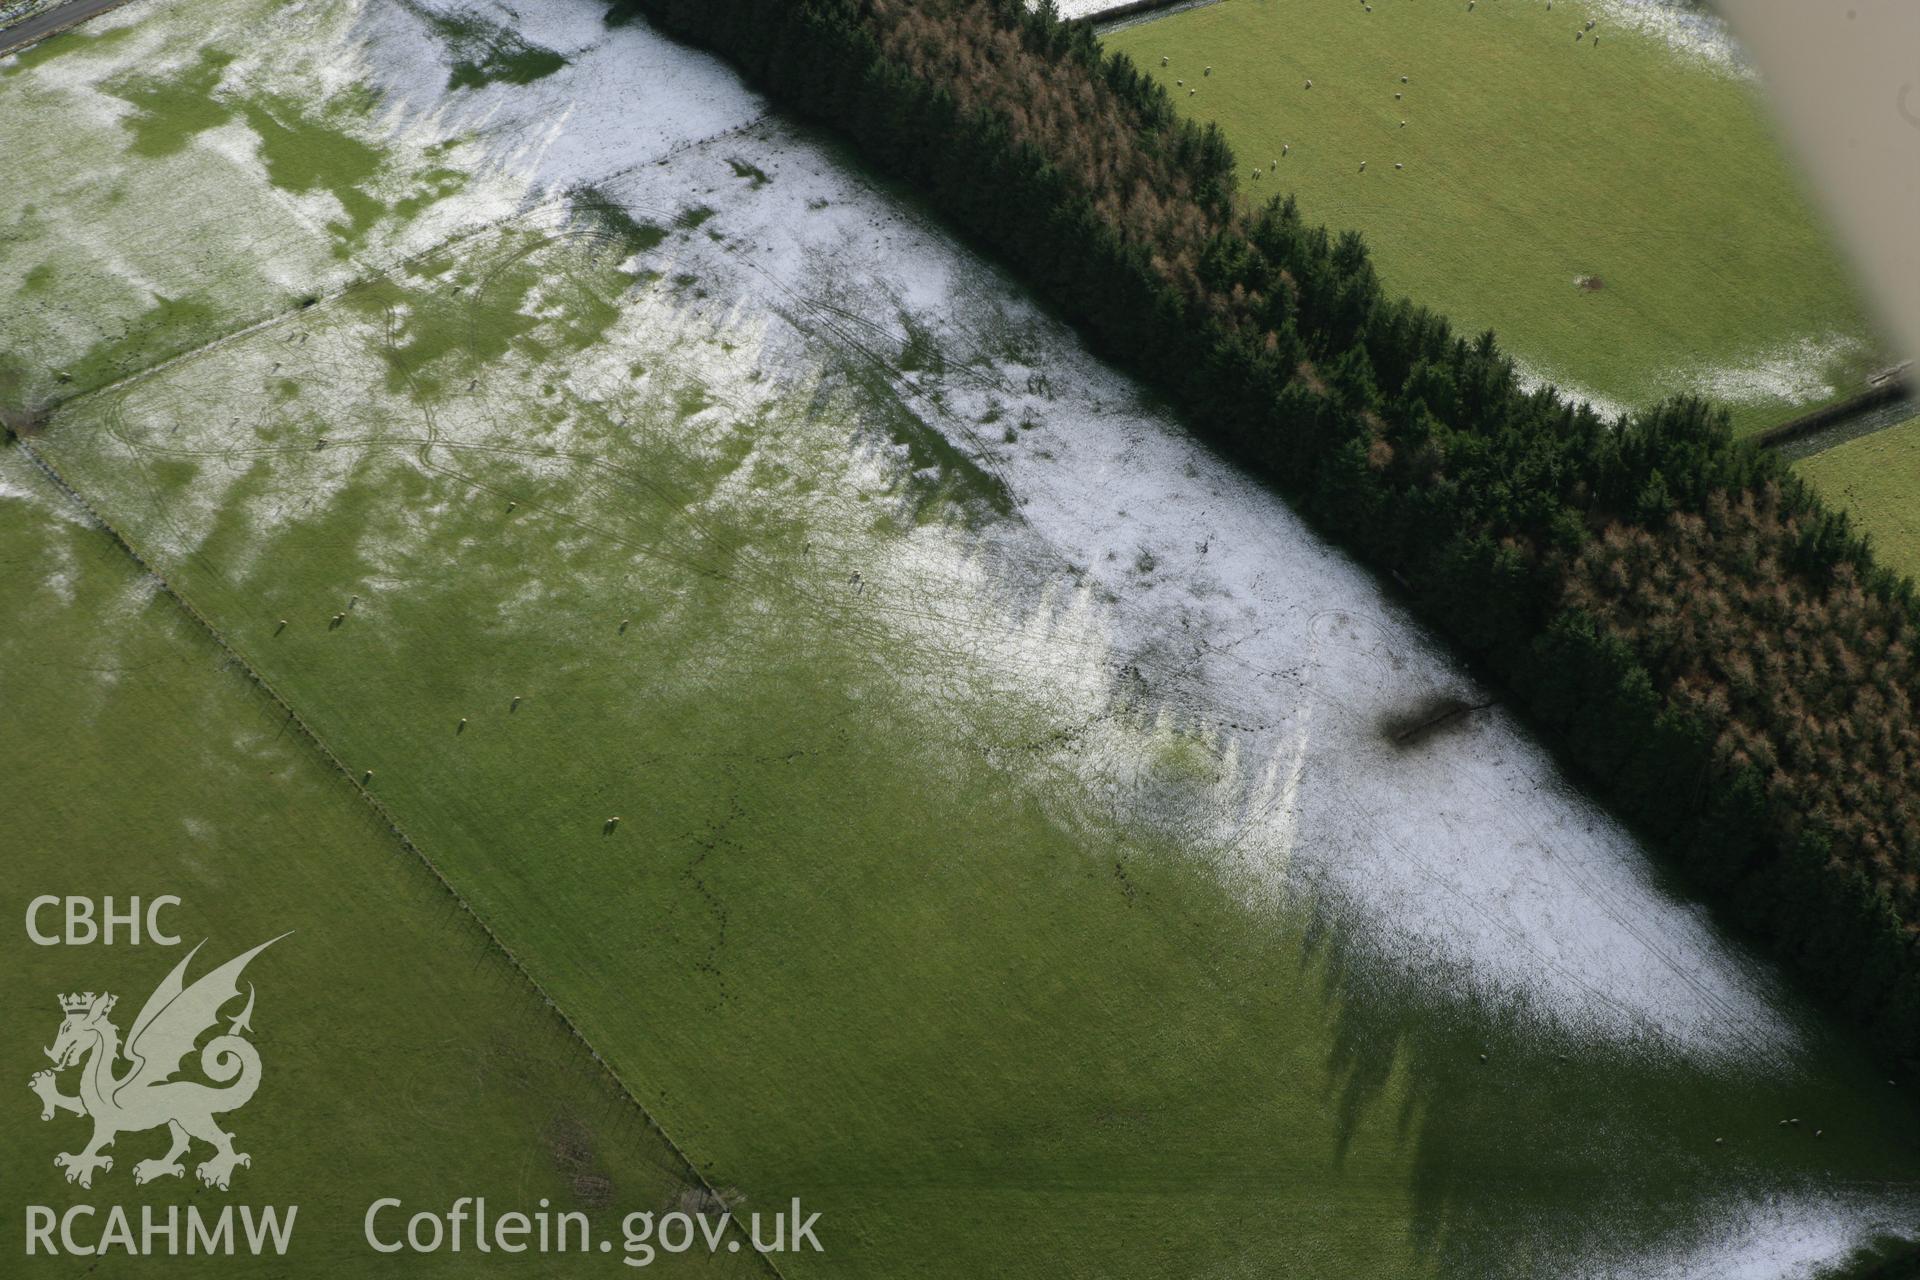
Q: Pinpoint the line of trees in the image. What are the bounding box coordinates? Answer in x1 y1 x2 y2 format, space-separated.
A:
615 0 1920 1055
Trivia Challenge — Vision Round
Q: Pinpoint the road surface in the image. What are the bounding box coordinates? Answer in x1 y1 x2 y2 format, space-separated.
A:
0 0 140 56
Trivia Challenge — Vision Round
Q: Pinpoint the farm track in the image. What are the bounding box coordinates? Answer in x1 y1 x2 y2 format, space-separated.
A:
0 0 139 55
10 430 789 1280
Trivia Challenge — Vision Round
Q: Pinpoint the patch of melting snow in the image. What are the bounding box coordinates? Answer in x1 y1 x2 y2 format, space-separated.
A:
357 0 766 197
1592 0 1753 79
1051 0 1150 17
0 469 93 526
1679 331 1867 408
1511 356 1634 424
1509 328 1864 424
1564 1188 1916 1280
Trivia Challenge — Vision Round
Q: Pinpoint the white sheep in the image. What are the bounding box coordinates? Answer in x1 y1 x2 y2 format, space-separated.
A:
1305 79 1312 89
1400 119 1407 127
1282 143 1290 155
1161 55 1169 65
1585 17 1595 29
1204 66 1213 76
1359 160 1368 171
1400 75 1409 83
1394 162 1404 169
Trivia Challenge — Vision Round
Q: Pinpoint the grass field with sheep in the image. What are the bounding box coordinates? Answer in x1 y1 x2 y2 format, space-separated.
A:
0 447 756 1275
1105 0 1886 434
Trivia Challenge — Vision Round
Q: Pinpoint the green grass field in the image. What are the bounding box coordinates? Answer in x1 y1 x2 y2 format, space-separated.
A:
1106 0 1884 434
0 444 758 1275
1796 415 1920 581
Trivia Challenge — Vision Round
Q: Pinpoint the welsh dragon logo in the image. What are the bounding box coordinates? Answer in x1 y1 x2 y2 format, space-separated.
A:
28 935 287 1191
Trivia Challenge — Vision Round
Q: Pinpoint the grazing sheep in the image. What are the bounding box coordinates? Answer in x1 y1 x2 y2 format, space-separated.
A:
1467 1 1475 10
1400 119 1407 127
511 695 522 711
1282 143 1289 155
1359 160 1368 171
1253 167 1263 178
1176 78 1184 86
1395 91 1403 99
1585 17 1595 28
605 816 620 833
1592 35 1599 46
1189 88 1196 96
1400 75 1409 83
1305 80 1312 89
457 718 468 733
275 619 288 633
1204 66 1212 76
1575 30 1582 40
1161 55 1168 65
506 500 517 512
1394 162 1404 169
362 770 373 785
